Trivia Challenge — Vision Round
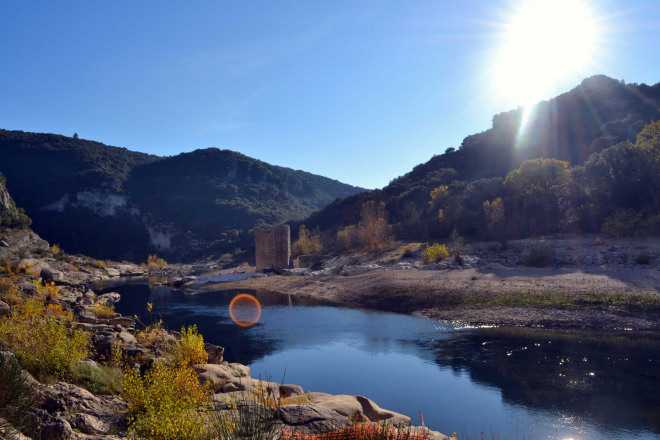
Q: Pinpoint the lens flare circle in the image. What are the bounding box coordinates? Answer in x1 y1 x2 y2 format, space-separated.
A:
229 294 262 327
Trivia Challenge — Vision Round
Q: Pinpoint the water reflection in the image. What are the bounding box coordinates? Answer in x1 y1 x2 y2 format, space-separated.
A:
420 328 660 435
103 282 660 439
107 283 286 364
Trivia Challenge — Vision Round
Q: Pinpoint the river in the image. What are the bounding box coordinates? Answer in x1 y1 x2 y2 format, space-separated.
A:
102 281 660 440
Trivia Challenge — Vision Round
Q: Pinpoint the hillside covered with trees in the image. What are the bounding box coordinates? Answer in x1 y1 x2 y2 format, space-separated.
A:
0 130 363 261
303 76 660 247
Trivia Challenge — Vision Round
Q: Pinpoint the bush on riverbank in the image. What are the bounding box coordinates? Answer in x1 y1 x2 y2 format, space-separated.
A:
522 244 555 267
122 361 211 440
422 243 449 263
0 278 90 379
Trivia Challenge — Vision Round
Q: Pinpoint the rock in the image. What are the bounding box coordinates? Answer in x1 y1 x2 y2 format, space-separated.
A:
221 382 242 393
280 384 304 397
309 393 411 427
95 292 121 306
40 267 64 283
0 423 32 440
18 282 40 295
103 267 121 277
41 382 127 430
65 412 108 435
205 342 225 364
0 239 8 247
0 300 9 316
339 264 381 276
76 314 135 327
194 362 251 393
0 351 39 388
116 264 146 276
392 262 415 270
279 403 349 433
118 330 137 345
39 417 73 440
281 268 311 276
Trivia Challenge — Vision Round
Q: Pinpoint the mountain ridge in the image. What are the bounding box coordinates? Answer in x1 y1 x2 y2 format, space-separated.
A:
0 130 363 261
303 75 660 240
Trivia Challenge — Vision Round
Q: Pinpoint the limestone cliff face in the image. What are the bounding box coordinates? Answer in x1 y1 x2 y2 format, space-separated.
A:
0 130 364 261
0 177 12 214
41 191 137 218
0 173 31 229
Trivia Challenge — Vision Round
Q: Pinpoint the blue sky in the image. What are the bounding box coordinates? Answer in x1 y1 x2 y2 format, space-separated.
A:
1 1 658 189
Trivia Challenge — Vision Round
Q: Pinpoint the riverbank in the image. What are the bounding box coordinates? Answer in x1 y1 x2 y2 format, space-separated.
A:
200 236 660 331
0 228 450 440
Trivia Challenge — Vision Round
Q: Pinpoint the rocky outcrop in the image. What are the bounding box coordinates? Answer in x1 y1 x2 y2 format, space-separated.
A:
40 382 127 438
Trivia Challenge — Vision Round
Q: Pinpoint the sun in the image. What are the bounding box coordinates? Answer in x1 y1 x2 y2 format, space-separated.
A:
494 0 599 107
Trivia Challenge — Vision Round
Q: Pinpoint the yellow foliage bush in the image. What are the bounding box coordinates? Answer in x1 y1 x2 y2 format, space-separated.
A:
0 307 89 378
292 225 323 257
93 303 116 318
122 362 211 440
422 243 449 263
173 325 208 366
336 225 359 250
147 254 168 269
135 319 172 354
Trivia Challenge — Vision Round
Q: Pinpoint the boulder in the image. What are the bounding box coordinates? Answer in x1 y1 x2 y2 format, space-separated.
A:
64 412 109 435
279 403 349 433
40 267 65 283
194 362 251 393
41 382 127 430
103 267 121 277
95 292 121 306
38 417 74 440
280 384 304 397
0 300 9 316
205 342 225 364
118 330 137 345
116 264 146 276
309 393 411 427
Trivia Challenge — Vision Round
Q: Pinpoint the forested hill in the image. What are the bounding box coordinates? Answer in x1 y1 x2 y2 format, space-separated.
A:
304 75 660 243
0 130 363 261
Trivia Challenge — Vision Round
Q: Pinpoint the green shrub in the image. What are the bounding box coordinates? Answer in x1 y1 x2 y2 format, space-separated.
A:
522 245 556 267
68 361 121 395
601 209 645 237
422 243 449 263
0 352 36 434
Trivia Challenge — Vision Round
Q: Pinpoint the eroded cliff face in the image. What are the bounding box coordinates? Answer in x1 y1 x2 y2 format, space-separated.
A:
41 191 137 218
0 178 12 213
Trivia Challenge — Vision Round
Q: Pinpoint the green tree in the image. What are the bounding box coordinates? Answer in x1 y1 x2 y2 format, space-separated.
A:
483 197 505 242
635 120 660 214
504 158 572 237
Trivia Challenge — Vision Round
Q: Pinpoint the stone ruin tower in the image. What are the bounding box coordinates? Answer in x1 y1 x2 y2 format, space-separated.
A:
255 225 291 272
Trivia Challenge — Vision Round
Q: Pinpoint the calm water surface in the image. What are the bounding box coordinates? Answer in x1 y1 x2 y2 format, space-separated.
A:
103 281 660 440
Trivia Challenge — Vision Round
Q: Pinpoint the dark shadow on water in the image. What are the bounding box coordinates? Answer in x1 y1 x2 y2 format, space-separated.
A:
418 327 660 435
101 282 300 364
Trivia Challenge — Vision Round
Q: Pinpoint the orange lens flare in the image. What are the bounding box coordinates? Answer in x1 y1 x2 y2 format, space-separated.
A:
228 294 262 327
